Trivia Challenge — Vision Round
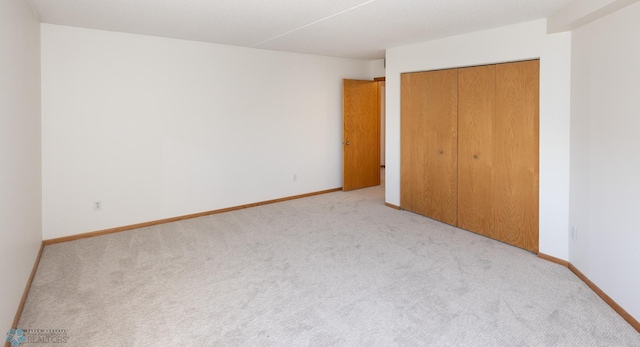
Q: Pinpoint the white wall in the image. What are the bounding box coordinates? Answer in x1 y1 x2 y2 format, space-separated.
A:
369 59 385 79
385 20 572 260
0 0 42 331
570 1 640 322
41 24 372 239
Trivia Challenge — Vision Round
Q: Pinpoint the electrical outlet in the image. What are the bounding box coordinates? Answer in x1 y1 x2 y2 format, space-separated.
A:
94 201 102 211
571 226 577 241
293 174 297 182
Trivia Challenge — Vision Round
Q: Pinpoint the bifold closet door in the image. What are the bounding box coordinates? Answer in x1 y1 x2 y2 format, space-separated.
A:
401 70 458 225
494 60 539 252
457 65 496 238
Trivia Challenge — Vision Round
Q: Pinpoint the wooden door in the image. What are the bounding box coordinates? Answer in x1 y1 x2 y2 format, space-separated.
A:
343 79 380 191
401 70 458 225
494 60 539 252
458 65 496 237
401 72 429 214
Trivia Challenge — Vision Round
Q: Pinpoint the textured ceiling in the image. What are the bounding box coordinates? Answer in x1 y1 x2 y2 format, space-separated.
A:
27 0 574 60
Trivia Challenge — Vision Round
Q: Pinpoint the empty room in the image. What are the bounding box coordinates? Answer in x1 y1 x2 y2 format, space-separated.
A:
2 0 640 345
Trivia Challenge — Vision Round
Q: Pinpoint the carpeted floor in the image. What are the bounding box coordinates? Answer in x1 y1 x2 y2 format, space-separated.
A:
18 176 640 346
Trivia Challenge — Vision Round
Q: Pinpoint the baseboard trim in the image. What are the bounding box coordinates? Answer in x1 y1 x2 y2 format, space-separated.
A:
9 242 44 339
537 253 569 267
43 188 342 245
568 263 640 333
538 253 640 333
385 202 400 210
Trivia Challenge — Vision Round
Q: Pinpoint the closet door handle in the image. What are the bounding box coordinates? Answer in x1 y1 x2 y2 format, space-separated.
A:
473 154 478 159
438 150 444 155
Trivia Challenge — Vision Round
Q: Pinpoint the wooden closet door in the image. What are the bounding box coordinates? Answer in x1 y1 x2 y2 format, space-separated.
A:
401 72 429 215
494 60 539 252
401 70 458 225
458 65 496 237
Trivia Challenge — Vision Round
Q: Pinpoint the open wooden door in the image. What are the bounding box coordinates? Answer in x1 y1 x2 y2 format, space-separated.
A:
343 79 380 191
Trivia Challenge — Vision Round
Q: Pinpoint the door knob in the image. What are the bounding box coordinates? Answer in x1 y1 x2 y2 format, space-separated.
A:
473 154 478 159
438 150 444 155
343 141 350 145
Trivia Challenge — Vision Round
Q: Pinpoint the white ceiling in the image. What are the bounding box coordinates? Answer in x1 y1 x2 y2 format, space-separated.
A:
26 0 574 60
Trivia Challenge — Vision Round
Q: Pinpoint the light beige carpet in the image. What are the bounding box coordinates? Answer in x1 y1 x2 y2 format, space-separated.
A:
18 182 640 346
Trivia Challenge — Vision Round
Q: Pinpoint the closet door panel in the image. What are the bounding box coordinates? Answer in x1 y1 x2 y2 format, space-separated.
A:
401 70 458 225
401 72 430 214
458 65 496 237
494 60 539 252
424 69 458 225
